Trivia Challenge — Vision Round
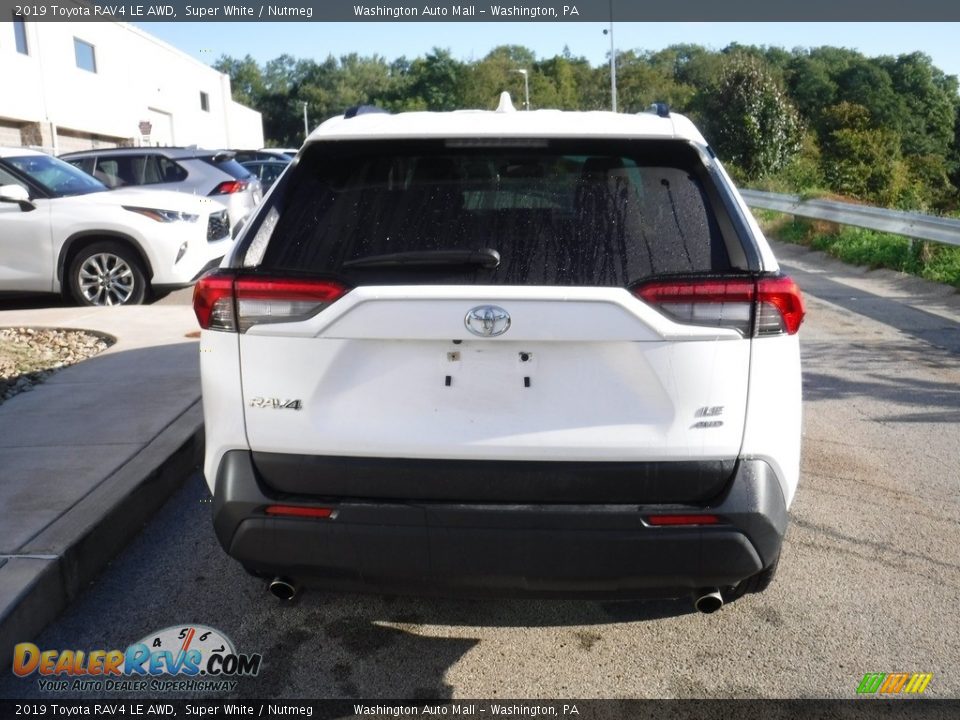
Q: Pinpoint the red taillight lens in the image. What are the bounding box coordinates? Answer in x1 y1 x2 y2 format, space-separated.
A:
756 276 806 336
193 272 349 333
633 276 805 337
193 271 237 331
209 180 248 195
646 514 722 526
265 505 335 519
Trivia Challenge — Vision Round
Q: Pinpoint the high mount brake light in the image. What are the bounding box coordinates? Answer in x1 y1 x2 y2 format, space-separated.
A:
193 271 350 332
634 276 805 337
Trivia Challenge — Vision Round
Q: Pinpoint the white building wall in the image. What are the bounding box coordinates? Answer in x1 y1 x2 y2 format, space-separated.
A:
0 19 263 152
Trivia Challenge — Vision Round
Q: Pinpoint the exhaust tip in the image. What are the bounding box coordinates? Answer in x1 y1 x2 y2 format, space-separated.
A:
694 588 724 614
268 577 298 601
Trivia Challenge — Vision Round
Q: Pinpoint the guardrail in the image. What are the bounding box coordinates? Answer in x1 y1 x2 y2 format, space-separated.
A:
740 190 960 248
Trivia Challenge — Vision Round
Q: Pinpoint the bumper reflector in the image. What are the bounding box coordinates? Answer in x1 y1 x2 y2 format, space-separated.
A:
646 514 721 526
265 505 336 519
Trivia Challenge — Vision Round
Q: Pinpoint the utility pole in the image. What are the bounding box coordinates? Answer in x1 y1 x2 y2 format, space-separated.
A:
605 0 617 113
302 102 309 140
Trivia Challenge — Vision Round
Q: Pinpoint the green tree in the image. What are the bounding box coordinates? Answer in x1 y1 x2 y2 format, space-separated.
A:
819 102 903 204
214 54 264 108
835 59 905 131
462 46 538 109
615 50 695 113
405 49 465 110
699 55 803 181
883 52 957 158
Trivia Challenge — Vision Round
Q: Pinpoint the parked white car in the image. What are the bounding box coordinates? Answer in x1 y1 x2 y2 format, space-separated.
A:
196 101 805 612
0 148 233 305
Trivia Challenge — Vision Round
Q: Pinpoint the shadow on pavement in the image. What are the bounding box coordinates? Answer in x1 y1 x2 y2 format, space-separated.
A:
782 260 960 355
801 339 960 423
0 293 70 311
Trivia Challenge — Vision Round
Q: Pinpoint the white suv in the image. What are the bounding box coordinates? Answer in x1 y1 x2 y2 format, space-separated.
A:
0 148 233 305
195 102 805 612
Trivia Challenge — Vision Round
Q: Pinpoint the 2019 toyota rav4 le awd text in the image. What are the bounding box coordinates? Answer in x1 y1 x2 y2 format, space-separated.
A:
194 100 805 613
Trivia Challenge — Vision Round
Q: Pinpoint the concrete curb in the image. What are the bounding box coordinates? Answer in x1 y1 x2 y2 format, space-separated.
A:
0 401 204 671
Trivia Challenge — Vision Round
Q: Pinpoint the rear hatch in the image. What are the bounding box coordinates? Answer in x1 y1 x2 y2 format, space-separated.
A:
220 139 767 503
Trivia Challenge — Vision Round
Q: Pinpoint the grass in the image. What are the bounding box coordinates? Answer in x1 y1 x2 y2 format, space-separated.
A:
754 210 960 289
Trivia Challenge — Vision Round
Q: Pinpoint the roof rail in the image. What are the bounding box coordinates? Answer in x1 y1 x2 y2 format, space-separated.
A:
647 102 671 118
344 105 389 119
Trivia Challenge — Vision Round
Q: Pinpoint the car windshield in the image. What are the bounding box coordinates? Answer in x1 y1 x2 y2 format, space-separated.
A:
5 154 107 197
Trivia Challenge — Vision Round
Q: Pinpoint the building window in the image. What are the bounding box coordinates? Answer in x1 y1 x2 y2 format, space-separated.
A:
200 92 210 112
74 38 97 73
13 15 28 55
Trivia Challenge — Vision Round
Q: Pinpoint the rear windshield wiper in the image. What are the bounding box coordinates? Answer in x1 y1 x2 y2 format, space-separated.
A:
342 248 501 269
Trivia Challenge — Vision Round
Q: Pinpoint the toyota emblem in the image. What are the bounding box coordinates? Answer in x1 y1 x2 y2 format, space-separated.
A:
464 305 511 337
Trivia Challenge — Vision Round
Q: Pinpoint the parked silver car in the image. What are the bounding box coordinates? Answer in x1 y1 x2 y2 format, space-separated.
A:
60 147 261 231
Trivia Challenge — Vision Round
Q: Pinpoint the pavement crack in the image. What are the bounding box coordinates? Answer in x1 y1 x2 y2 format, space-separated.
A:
789 516 960 576
801 472 960 512
792 537 960 589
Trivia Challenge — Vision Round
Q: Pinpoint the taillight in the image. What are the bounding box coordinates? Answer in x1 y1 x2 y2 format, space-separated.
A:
756 276 806 336
193 271 349 333
193 271 236 331
209 180 248 195
634 276 805 337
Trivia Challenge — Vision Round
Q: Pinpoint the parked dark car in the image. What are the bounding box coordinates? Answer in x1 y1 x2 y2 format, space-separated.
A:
239 159 289 192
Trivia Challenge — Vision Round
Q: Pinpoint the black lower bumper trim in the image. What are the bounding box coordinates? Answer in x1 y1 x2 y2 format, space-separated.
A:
212 452 787 597
251 453 736 504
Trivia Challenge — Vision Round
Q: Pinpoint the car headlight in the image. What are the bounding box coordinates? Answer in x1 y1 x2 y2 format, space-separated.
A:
123 206 200 223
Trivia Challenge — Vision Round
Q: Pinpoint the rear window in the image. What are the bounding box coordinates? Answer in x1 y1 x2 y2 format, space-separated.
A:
201 156 253 180
89 155 187 188
253 139 746 287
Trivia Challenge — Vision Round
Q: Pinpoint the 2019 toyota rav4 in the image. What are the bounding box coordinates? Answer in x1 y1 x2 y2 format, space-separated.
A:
194 101 805 612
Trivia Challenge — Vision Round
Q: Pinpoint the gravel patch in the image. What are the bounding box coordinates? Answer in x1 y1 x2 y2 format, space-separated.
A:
0 327 115 403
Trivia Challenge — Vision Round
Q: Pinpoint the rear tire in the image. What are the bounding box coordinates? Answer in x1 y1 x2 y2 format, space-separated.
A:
68 242 148 306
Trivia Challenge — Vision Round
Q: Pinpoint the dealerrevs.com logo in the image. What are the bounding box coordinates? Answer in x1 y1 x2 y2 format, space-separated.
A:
12 625 261 693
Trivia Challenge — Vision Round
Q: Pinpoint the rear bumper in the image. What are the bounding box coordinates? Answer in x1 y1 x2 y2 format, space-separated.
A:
212 452 787 597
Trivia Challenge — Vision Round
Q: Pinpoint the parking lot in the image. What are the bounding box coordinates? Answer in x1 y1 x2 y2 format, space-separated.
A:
1 241 957 700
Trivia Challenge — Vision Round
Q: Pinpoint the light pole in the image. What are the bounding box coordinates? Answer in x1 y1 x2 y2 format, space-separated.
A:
302 102 309 140
603 0 618 113
512 69 530 111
